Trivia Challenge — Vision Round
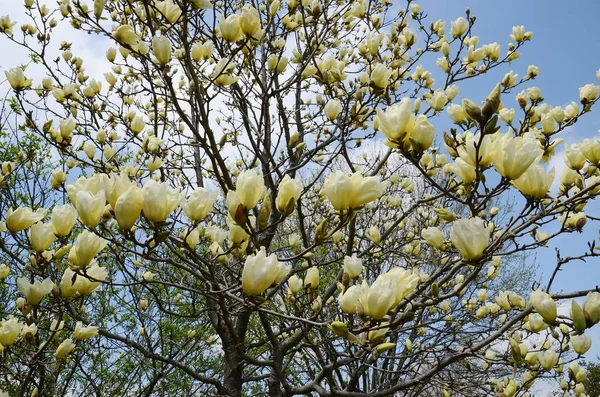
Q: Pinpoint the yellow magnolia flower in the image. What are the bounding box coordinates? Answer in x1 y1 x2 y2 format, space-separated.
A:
571 334 592 355
236 170 265 209
324 99 341 121
68 231 108 269
51 205 78 237
115 186 143 230
275 175 302 214
191 41 213 61
0 316 24 347
513 165 554 199
6 207 46 232
323 171 387 211
152 36 172 65
421 227 444 249
5 67 32 90
16 277 54 305
219 14 242 42
450 217 491 260
113 25 140 46
241 247 279 296
74 322 99 340
361 275 397 320
343 255 363 279
29 222 56 252
181 187 219 222
141 179 180 222
55 338 76 359
491 133 543 180
338 285 361 314
157 0 182 23
75 189 106 228
530 289 557 323
61 261 108 297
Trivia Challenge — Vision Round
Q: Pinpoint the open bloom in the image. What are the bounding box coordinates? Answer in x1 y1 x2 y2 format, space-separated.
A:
571 334 592 355
450 217 491 260
61 261 108 297
579 83 600 103
68 231 108 269
51 205 78 237
242 247 280 296
375 99 435 151
16 277 54 305
491 133 543 180
361 275 397 320
6 207 46 232
370 63 393 89
513 166 554 198
142 179 180 222
450 17 468 38
113 24 140 46
323 171 387 211
580 138 600 164
5 67 32 90
181 188 219 222
457 132 493 167
74 322 99 340
0 316 24 347
385 268 420 306
530 289 557 323
375 98 414 142
29 222 56 252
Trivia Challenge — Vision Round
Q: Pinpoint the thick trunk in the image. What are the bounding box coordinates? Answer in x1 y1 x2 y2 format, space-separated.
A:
223 355 243 397
268 372 284 397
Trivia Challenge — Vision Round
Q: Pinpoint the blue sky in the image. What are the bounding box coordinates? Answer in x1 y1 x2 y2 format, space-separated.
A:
419 0 600 361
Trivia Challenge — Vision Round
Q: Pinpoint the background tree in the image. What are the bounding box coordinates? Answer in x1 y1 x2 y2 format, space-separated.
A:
0 1 599 397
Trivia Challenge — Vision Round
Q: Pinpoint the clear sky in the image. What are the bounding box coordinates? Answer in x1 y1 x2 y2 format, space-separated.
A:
420 0 600 365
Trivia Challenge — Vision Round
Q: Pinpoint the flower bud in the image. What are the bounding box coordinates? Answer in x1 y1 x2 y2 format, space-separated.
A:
304 267 319 289
324 99 341 121
583 291 600 325
152 36 172 65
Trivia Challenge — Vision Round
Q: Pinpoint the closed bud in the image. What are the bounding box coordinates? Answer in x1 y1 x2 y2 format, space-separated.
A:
329 321 348 337
462 98 482 122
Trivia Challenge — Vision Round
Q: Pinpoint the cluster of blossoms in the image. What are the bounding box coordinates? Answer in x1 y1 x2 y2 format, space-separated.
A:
1 0 600 396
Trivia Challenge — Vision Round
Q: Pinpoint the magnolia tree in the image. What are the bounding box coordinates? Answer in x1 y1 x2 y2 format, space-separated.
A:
1 0 600 396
